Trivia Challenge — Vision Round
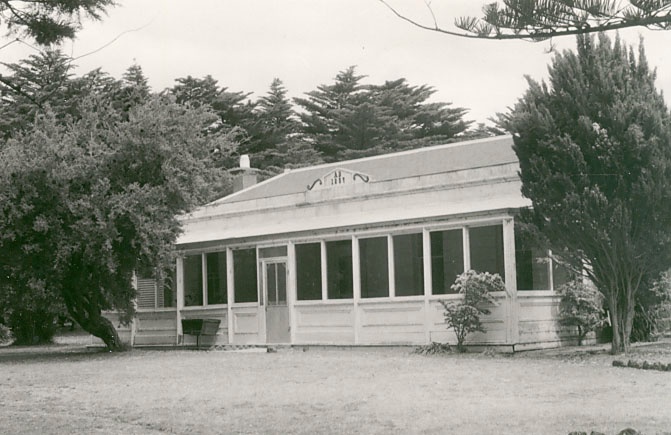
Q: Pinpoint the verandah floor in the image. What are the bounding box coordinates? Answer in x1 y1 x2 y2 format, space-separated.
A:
1 341 670 434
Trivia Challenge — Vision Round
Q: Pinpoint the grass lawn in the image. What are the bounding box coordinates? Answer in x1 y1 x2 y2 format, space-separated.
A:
1 341 670 435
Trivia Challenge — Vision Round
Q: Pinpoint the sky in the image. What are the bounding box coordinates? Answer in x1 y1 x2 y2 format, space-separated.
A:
2 0 671 125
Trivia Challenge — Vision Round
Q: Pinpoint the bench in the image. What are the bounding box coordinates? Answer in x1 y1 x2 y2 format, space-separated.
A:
181 318 221 349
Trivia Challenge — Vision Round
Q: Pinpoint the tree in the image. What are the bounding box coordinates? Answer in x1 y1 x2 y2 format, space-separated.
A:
0 95 236 350
503 34 671 353
379 1 671 41
0 0 114 45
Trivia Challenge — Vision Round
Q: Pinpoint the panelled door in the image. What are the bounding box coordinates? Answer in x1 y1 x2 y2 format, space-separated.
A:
264 260 290 343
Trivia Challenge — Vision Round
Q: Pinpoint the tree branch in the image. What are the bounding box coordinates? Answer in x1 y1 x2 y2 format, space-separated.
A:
378 1 671 41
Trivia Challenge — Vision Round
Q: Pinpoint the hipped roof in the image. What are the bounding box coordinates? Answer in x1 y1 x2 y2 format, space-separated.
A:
213 135 517 205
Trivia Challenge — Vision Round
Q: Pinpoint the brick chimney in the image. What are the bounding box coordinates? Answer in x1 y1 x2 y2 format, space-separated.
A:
231 154 258 192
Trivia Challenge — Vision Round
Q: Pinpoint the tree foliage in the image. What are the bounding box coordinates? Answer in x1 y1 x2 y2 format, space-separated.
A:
0 0 114 45
295 66 470 161
0 87 234 349
502 34 671 353
440 270 503 352
0 49 76 138
379 1 671 41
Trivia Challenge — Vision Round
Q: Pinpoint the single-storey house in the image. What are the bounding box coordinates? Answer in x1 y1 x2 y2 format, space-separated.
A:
113 135 577 351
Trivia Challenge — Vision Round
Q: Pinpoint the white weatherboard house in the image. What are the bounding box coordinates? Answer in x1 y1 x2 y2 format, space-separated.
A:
116 135 577 351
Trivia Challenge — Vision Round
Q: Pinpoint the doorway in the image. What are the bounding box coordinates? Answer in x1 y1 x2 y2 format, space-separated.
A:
263 260 290 343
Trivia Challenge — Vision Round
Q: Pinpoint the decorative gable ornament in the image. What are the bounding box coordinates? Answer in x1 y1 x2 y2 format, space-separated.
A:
306 168 371 191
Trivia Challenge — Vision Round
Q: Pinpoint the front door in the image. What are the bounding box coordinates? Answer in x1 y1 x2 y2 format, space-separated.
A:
264 260 290 343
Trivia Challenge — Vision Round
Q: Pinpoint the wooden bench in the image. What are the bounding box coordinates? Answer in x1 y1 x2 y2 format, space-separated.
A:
181 318 221 349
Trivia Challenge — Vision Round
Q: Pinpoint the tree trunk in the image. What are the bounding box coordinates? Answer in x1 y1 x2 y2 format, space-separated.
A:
608 295 622 354
621 295 636 354
68 307 123 351
62 285 124 351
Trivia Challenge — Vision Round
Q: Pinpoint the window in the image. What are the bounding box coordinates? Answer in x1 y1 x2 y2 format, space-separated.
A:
183 255 203 306
469 225 505 280
515 225 549 290
135 266 176 309
296 243 322 300
514 225 574 291
515 247 550 291
326 240 353 299
552 257 572 290
206 252 227 304
233 248 257 303
430 229 464 294
359 237 389 298
393 233 424 296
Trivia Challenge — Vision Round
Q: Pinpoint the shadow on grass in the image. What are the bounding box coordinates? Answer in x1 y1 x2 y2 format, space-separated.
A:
0 345 121 364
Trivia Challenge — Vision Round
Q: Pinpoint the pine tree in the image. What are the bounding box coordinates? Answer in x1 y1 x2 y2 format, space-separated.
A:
0 50 75 138
296 66 471 161
251 78 322 170
170 75 256 164
295 66 370 159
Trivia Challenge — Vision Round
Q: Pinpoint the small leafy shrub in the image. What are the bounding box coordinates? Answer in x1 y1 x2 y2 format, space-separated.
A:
440 270 504 352
0 323 12 344
557 280 605 345
632 269 671 342
413 342 451 355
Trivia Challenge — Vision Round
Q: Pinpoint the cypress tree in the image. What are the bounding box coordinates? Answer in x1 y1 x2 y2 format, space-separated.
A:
506 34 671 353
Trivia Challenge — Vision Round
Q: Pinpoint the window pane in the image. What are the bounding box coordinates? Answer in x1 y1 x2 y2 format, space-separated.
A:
393 233 424 296
266 263 277 305
296 243 322 300
469 225 505 280
184 255 203 306
326 240 353 299
259 246 287 258
162 267 176 308
277 263 286 304
234 248 258 303
360 237 389 298
515 247 550 290
206 252 227 304
515 226 550 291
430 229 464 294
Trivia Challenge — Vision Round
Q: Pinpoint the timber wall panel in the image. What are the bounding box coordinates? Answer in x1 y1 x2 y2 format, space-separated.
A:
517 294 577 346
231 306 262 344
357 301 425 344
427 298 508 345
294 303 355 344
134 309 177 346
